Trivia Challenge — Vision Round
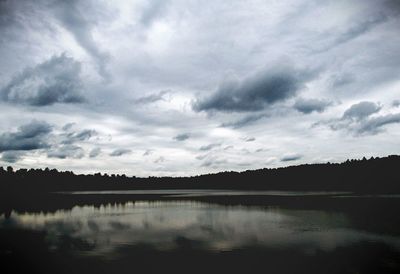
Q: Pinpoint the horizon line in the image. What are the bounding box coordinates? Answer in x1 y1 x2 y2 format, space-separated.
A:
1 154 398 179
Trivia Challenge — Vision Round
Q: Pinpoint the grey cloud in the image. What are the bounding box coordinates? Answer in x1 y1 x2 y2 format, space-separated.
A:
281 154 302 162
194 66 312 113
200 158 227 168
315 14 388 53
53 1 110 79
1 151 24 163
0 120 52 152
199 143 221 151
320 101 400 136
220 113 267 128
140 0 170 26
357 113 400 135
143 149 153 156
332 14 387 48
0 0 20 29
343 101 381 120
200 160 214 167
385 0 400 14
293 98 332 114
17 121 52 138
195 154 207 160
134 90 169 104
330 73 355 88
244 137 255 142
89 147 101 158
47 145 84 159
173 133 190 141
154 156 165 163
1 54 85 106
63 129 97 144
62 122 76 131
392 100 400 107
110 148 131 157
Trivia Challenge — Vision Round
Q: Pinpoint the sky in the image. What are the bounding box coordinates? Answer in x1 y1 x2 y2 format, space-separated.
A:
0 0 400 176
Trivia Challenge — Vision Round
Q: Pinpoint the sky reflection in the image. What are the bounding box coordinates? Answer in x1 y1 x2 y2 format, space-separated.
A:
1 201 400 256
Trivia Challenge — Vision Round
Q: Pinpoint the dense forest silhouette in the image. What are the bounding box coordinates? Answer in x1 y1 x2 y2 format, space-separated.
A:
1 155 399 193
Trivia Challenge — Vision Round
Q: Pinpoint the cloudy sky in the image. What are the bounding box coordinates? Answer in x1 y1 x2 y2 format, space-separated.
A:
0 0 400 176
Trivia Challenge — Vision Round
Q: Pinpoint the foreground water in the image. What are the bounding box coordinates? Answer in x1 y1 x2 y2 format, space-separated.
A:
1 191 400 274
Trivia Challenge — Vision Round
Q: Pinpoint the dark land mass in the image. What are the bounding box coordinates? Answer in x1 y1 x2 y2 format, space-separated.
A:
1 155 400 193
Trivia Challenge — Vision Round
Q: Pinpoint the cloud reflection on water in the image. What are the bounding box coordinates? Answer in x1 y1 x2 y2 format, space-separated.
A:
1 201 400 256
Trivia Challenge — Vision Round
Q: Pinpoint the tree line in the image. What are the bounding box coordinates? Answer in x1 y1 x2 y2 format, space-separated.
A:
0 155 399 193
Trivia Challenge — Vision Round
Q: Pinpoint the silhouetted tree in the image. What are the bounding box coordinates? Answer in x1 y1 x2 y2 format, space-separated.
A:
0 155 399 193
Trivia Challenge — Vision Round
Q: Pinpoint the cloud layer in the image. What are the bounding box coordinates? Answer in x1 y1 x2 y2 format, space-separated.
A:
194 66 311 113
0 0 399 175
0 120 52 152
1 54 85 106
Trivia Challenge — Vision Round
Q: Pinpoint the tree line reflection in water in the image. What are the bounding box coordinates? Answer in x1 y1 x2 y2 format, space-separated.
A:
1 196 400 274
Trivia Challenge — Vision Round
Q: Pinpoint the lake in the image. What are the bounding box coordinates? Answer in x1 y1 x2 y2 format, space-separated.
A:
1 190 400 274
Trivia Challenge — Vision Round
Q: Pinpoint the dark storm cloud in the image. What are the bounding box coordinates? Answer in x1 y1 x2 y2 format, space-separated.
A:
0 0 19 29
281 154 302 162
0 0 42 38
357 113 400 135
293 98 332 114
199 143 221 151
52 0 110 79
318 101 400 136
193 66 312 113
0 54 85 106
220 113 267 128
1 151 24 163
173 133 190 141
47 145 84 159
134 90 169 104
384 0 400 15
89 147 101 158
0 120 52 152
62 122 76 131
62 129 97 144
110 148 131 157
342 101 381 120
0 120 100 162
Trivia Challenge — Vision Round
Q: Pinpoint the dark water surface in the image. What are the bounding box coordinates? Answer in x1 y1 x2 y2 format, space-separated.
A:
1 191 400 274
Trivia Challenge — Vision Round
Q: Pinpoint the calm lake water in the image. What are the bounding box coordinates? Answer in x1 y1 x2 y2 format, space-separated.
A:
1 191 400 274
